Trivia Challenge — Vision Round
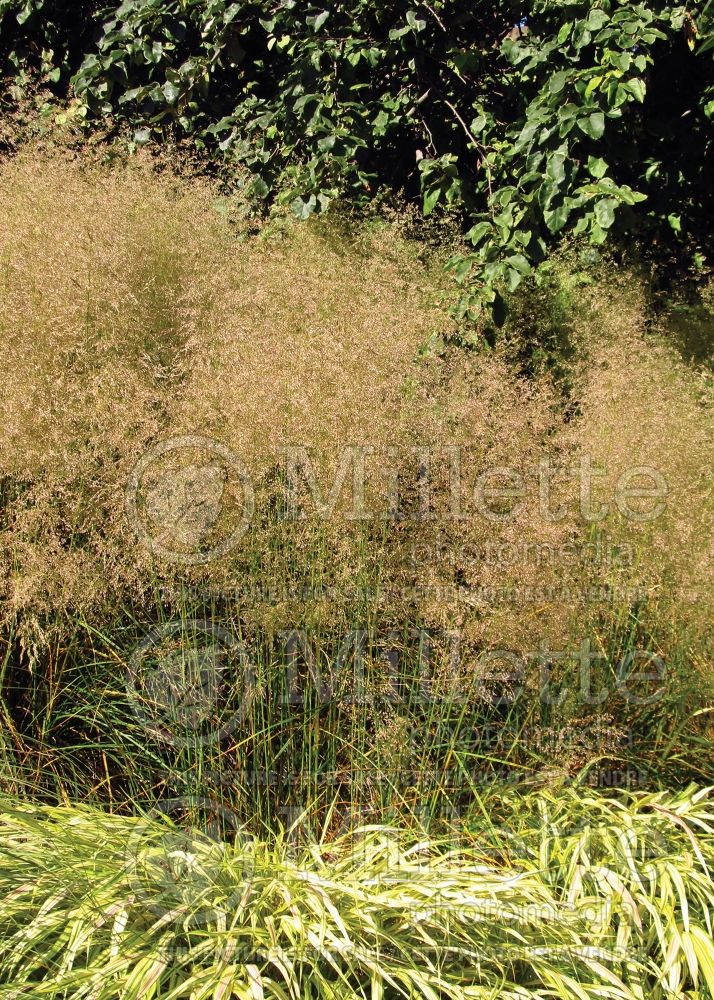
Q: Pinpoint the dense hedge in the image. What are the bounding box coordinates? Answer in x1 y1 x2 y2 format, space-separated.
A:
2 1 712 322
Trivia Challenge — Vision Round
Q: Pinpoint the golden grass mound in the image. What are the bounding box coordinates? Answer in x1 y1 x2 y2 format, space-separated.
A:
0 150 711 676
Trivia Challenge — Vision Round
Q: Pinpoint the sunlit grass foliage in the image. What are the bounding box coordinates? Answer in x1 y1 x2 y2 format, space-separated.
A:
1 786 714 998
0 151 711 830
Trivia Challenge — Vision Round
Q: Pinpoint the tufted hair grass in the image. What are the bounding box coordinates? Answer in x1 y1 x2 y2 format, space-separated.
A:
0 149 711 831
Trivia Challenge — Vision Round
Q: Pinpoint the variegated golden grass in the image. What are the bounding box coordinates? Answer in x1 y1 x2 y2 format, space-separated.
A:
1 785 714 998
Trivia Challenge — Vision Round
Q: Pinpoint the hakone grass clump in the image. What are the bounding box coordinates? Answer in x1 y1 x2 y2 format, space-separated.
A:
1 785 714 998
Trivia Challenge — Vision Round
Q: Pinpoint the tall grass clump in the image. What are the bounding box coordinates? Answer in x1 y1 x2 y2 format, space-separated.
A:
0 151 711 831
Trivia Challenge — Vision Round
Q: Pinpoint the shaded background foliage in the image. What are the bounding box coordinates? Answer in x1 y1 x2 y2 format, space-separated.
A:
1 0 712 322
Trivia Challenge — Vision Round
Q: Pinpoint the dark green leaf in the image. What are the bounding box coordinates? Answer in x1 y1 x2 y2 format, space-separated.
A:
546 151 567 186
549 71 569 94
578 112 605 139
625 78 646 102
292 195 317 219
423 187 441 216
594 197 618 229
162 81 180 104
544 202 571 233
585 9 609 31
587 155 608 178
466 221 492 246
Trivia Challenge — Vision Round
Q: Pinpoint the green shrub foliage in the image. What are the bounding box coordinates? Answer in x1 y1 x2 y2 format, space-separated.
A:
2 1 713 320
